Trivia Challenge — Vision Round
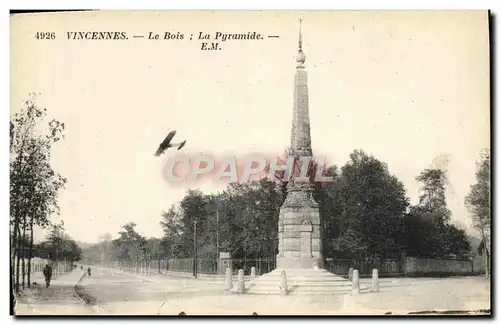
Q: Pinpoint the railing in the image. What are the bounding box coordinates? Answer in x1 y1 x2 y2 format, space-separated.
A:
112 258 277 276
13 257 74 277
12 257 74 292
110 255 480 278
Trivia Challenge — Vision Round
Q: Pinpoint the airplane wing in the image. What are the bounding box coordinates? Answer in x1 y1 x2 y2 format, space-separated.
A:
164 130 176 144
154 130 177 156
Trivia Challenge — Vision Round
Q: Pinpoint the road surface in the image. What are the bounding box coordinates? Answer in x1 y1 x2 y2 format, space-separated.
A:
75 267 225 315
16 267 491 315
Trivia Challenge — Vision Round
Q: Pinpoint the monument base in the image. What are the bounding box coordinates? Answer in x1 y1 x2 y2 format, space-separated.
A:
276 256 323 269
243 267 352 295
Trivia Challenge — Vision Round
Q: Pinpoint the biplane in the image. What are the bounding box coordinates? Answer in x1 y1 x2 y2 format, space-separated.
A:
154 130 187 156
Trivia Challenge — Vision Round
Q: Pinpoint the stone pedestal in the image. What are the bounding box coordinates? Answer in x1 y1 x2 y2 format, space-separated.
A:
277 187 323 269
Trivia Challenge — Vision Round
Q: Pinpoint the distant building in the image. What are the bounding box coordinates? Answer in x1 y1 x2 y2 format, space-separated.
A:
471 232 490 276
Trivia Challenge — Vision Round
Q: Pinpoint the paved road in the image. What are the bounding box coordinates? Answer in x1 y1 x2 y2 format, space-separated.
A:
75 268 226 314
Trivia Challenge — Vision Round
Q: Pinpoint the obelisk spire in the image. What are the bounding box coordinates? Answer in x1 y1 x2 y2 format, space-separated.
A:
291 18 312 157
298 18 303 51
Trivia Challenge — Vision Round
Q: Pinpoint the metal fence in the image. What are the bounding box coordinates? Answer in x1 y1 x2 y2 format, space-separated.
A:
12 257 74 290
112 256 479 278
155 258 276 276
114 258 277 276
13 257 73 275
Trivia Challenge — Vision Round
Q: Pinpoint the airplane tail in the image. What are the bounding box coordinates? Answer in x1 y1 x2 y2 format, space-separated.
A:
170 140 187 150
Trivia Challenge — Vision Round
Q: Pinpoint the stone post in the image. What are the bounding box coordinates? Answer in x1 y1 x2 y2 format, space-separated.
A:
372 269 379 292
225 267 233 291
237 269 245 294
251 267 256 278
280 270 288 296
348 267 354 281
352 270 360 295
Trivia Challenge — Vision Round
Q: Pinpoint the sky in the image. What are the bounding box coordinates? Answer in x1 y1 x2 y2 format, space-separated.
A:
10 11 490 243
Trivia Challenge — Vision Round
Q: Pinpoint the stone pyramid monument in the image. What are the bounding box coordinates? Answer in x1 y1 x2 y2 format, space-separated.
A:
244 20 351 295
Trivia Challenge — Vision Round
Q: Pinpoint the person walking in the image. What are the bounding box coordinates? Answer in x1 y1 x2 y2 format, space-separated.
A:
43 264 53 288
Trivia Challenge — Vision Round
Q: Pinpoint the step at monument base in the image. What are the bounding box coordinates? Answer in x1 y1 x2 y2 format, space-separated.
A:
233 268 353 296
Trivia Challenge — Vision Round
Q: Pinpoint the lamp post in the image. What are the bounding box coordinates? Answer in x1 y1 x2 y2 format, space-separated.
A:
216 209 219 274
193 221 198 279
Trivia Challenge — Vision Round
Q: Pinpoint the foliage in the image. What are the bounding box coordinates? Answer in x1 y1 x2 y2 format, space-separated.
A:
10 94 69 292
465 149 491 236
404 168 471 259
35 224 82 262
415 168 451 226
158 180 283 260
322 150 410 257
112 222 147 262
465 148 490 274
10 95 66 229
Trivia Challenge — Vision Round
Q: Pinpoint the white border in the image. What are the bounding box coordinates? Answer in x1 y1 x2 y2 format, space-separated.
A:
2 1 498 324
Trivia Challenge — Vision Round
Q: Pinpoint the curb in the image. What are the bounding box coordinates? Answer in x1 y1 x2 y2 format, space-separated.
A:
71 272 87 303
73 273 106 314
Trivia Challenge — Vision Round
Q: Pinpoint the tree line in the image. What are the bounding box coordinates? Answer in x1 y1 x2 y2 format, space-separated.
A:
85 148 490 267
10 95 82 294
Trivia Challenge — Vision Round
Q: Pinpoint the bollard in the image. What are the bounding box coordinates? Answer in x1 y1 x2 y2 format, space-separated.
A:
372 269 379 292
251 267 256 278
225 267 233 291
280 270 288 296
348 267 354 281
352 270 360 295
237 269 245 294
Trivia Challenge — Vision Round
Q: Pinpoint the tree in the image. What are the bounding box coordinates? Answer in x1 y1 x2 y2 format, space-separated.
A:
112 223 147 269
312 165 341 256
158 180 284 262
402 206 436 257
222 180 283 259
442 225 471 258
465 149 491 273
415 169 451 226
406 167 472 259
10 94 66 292
39 226 82 263
324 150 410 258
160 205 184 258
